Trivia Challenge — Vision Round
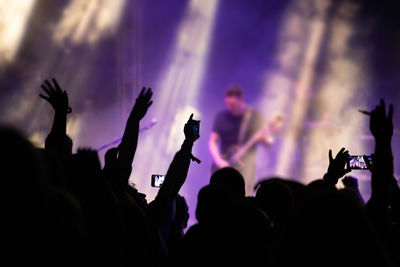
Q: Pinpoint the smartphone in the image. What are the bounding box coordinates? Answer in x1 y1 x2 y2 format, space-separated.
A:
193 120 200 138
151 174 165 187
348 155 372 170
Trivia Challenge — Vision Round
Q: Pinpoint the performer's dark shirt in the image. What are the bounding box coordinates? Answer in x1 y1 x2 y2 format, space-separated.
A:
212 108 264 156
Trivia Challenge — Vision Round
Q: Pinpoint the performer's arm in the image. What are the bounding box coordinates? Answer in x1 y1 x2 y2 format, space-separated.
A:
255 130 274 146
208 132 230 168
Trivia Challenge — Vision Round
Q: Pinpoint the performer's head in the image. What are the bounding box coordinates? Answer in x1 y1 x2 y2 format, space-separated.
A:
225 84 245 116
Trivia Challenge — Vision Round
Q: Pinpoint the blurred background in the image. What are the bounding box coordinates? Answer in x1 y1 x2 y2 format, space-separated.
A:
0 0 399 227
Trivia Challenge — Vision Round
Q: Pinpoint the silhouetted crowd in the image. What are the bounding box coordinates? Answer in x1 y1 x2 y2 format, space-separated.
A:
1 79 399 267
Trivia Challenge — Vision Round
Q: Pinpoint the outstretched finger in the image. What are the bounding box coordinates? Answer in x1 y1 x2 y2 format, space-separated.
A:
145 89 153 101
45 80 55 92
39 93 51 102
52 78 62 92
377 99 386 116
41 85 52 97
336 147 346 158
341 151 349 161
146 100 153 108
189 113 194 121
329 149 333 163
139 87 145 98
380 99 385 111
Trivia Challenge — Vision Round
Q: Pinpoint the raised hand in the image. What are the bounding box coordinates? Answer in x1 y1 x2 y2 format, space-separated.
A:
130 87 153 121
324 147 351 185
39 78 71 114
40 78 71 157
184 114 200 143
369 99 393 143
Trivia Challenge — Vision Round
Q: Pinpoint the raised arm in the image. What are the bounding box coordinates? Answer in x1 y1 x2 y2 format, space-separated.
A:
366 99 394 224
39 78 72 157
156 114 199 202
117 87 152 170
148 114 200 232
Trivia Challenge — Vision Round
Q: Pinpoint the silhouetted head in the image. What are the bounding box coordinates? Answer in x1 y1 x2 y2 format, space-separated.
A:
255 178 294 227
195 184 235 225
0 127 87 267
0 127 44 189
171 195 189 238
306 179 337 201
210 167 245 199
0 127 44 235
280 190 388 266
66 148 103 195
176 195 189 228
103 147 131 191
225 84 245 116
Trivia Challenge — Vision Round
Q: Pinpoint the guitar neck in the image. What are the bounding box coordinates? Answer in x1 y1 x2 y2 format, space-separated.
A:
227 113 283 165
240 135 259 154
230 129 264 161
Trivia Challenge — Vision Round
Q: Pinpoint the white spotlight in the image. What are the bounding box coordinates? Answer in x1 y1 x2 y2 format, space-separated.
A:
52 0 126 46
0 0 36 65
131 0 219 199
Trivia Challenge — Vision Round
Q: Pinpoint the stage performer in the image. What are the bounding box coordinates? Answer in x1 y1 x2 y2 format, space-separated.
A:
209 84 283 195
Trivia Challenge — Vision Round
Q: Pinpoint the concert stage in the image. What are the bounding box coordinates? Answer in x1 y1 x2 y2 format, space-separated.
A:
0 0 399 227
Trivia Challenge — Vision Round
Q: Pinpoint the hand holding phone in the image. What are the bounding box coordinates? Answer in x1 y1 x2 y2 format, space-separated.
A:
184 114 200 142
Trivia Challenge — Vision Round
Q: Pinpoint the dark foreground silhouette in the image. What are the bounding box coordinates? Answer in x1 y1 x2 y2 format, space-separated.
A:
0 79 398 267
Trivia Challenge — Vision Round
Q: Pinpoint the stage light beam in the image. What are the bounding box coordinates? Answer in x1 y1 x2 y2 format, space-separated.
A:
302 1 368 183
0 0 36 65
257 0 332 179
52 0 126 46
130 0 219 200
258 0 369 186
275 1 330 178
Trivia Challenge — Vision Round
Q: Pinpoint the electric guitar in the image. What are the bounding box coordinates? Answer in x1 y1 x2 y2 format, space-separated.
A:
211 113 284 173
